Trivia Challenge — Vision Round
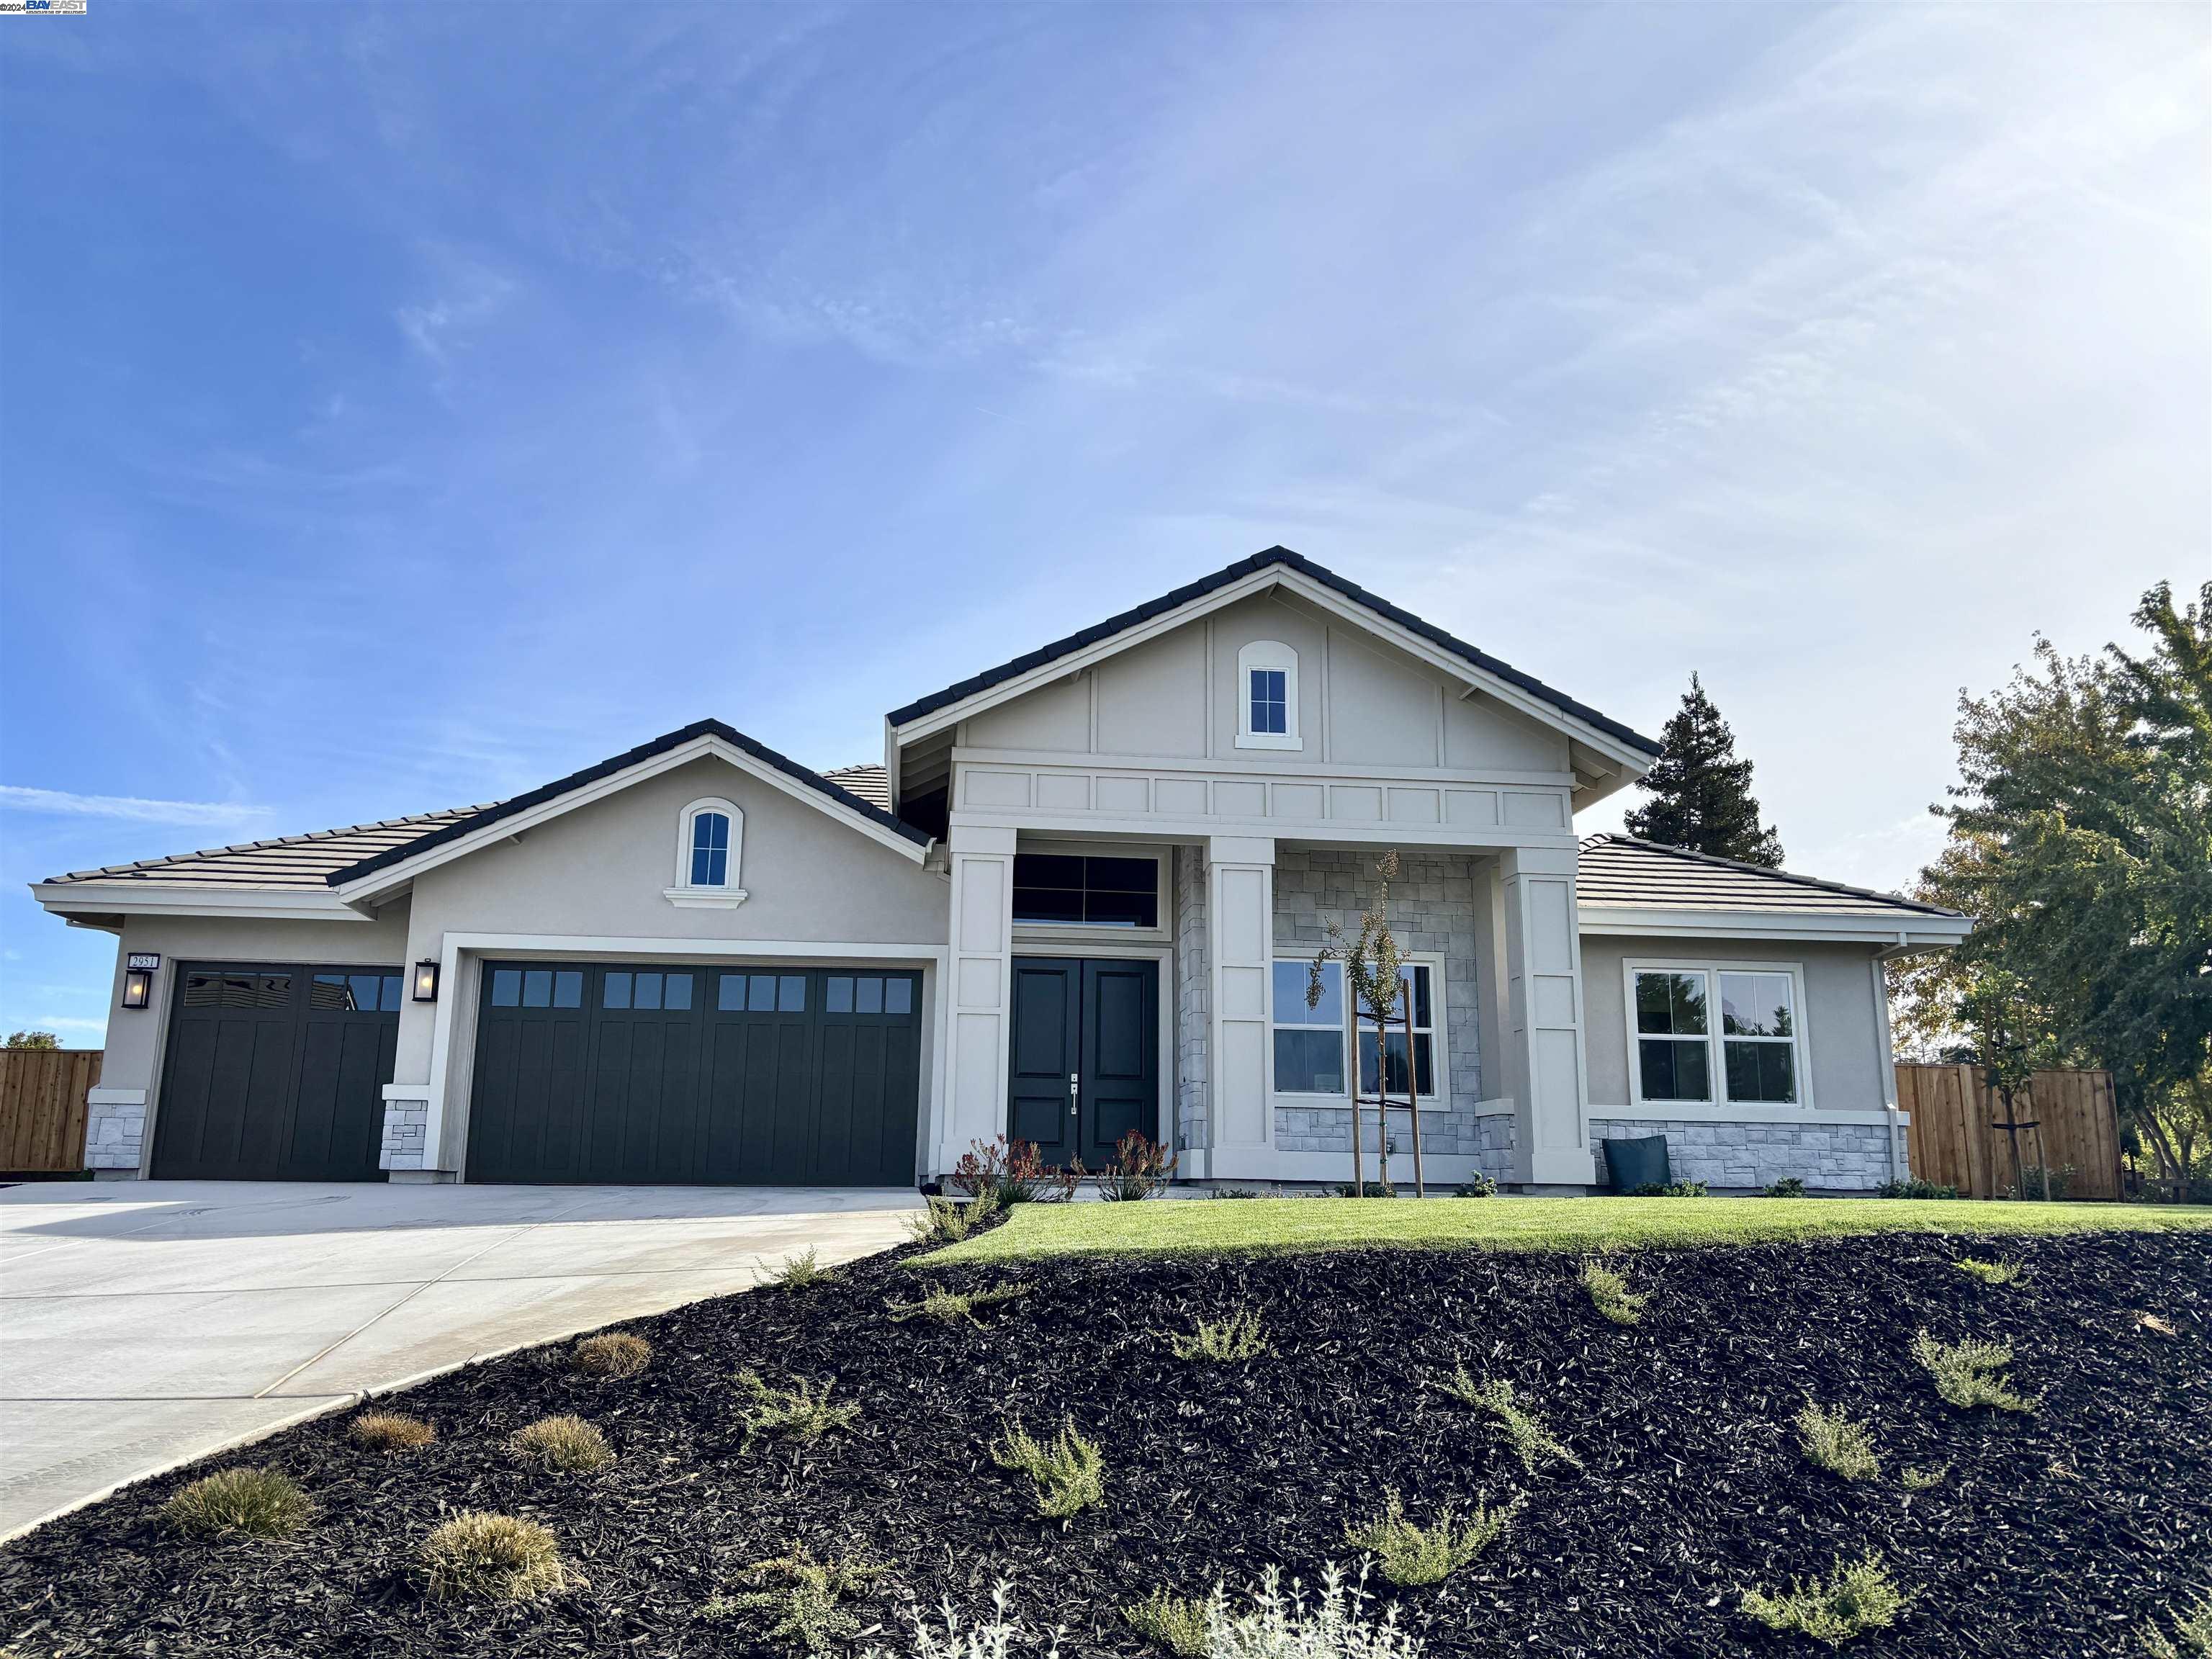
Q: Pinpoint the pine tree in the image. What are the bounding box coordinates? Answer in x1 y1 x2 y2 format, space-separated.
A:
1624 673 1785 867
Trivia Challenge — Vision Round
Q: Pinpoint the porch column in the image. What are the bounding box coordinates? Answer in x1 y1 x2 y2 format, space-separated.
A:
940 822 1017 1172
1207 835 1275 1156
1498 844 1595 1186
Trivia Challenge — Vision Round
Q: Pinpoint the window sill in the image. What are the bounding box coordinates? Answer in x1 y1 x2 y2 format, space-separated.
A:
1234 732 1301 751
1274 1094 1449 1112
663 887 749 909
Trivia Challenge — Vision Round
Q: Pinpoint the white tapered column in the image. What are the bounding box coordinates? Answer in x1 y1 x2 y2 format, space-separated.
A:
1499 844 1594 1185
940 823 1017 1172
1207 835 1275 1154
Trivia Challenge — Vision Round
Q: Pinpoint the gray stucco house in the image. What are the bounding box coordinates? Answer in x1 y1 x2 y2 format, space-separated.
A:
32 549 1971 1193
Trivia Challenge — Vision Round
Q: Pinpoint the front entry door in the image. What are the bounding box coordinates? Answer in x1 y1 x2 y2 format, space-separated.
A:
1007 958 1159 1168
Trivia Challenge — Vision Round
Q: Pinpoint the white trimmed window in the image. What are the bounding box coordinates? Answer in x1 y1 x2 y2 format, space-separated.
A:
1272 957 1444 1102
667 797 747 907
1236 639 1300 750
1628 963 1805 1107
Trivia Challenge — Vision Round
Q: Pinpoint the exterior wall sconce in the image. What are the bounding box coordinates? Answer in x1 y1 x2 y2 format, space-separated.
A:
121 952 159 1010
412 959 441 1003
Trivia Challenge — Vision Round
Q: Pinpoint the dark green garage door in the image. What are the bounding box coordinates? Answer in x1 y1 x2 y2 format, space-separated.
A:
151 963 403 1181
466 963 922 1186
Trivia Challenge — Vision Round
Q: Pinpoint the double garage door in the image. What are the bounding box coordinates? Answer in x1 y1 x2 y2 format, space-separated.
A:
466 961 922 1187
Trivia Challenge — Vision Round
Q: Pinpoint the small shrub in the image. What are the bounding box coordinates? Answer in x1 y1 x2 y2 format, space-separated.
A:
509 1413 613 1473
1899 1463 1949 1493
992 1414 1105 1519
886 1280 1033 1326
1204 1563 1421 1659
1209 1187 1260 1200
1344 1489 1518 1586
1439 1368 1583 1475
904 1190 1001 1245
1628 1179 1708 1197
163 1466 311 1539
2006 1162 2075 1201
949 1136 1078 1205
1094 1130 1178 1200
768 1248 837 1290
417 1511 565 1603
1955 1256 2023 1287
1124 1586 1217 1655
737 1369 860 1446
1579 1258 1645 1326
709 1545 884 1653
1453 1173 1498 1198
2141 1588 2212 1658
350 1411 436 1452
572 1331 652 1378
1168 1308 1269 1362
1742 1552 1912 1646
1763 1177 1807 1197
1911 1330 2036 1413
1795 1403 1881 1482
1876 1177 1957 1200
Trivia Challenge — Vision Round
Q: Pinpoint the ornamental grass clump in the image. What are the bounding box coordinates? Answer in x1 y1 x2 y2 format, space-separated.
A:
1168 1308 1269 1362
1578 1258 1646 1326
1955 1256 2024 1287
1911 1330 2037 1413
2141 1588 2212 1658
1795 1403 1881 1483
769 1248 837 1290
1343 1490 1519 1587
1439 1368 1583 1475
509 1413 613 1473
572 1331 652 1378
992 1414 1105 1519
886 1280 1033 1326
417 1511 565 1603
737 1369 860 1447
1741 1552 1912 1647
1123 1586 1218 1656
903 1190 1000 1246
706 1545 884 1654
163 1466 311 1539
350 1411 436 1452
1899 1464 1949 1493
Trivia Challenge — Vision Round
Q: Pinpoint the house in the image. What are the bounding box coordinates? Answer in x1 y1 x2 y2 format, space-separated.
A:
30 549 1972 1193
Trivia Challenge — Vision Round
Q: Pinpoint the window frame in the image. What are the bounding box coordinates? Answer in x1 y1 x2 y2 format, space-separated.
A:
1269 952 1449 1107
1235 639 1301 751
1622 958 1813 1110
667 796 748 908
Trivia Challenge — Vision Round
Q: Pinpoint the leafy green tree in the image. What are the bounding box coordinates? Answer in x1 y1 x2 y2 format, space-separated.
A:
4 1031 60 1050
1892 582 2212 1190
1624 674 1784 867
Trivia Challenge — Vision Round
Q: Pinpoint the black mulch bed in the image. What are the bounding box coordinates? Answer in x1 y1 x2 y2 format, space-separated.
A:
6 1226 2210 1657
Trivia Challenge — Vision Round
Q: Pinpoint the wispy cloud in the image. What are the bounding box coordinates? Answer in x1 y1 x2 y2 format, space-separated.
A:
396 253 516 365
0 786 271 828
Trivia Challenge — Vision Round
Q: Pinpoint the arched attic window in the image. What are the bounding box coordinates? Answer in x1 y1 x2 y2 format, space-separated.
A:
1236 639 1300 750
667 797 747 908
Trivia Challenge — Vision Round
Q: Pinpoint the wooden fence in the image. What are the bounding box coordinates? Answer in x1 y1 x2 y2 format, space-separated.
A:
0 1048 101 1174
1897 1064 2121 1201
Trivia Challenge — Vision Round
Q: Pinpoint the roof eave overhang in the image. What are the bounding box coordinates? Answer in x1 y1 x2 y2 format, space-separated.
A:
30 884 379 923
1577 905 1974 946
331 732 930 907
889 563 1660 778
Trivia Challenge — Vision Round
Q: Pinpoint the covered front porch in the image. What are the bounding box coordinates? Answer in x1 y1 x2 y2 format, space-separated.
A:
934 825 1599 1191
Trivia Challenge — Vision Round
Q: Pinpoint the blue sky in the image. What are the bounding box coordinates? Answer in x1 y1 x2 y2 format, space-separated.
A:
2 4 2206 1045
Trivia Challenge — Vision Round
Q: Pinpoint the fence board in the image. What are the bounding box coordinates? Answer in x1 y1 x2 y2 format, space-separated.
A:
1897 1063 2121 1200
0 1049 101 1173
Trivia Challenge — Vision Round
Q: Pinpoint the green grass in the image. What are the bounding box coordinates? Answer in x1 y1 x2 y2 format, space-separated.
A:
921 1195 2212 1265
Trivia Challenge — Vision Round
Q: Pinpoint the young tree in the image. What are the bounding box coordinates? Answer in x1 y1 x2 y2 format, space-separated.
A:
1308 850 1425 1197
1624 673 1785 867
4 1031 60 1050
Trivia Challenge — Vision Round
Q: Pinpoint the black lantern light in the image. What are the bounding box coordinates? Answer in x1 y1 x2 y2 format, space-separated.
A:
412 958 441 1003
121 952 159 1010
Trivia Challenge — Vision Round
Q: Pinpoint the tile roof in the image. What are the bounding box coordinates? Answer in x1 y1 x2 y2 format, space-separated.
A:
886 546 1663 755
820 763 891 811
42 807 490 890
1575 833 1964 919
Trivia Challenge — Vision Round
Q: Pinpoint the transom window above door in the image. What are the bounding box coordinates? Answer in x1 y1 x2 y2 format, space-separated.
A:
1011 853 1160 928
668 797 747 907
1631 964 1804 1106
1236 639 1300 750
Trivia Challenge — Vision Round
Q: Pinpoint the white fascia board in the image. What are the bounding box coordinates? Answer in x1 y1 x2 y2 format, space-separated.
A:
30 883 377 922
334 734 927 906
1577 906 1974 946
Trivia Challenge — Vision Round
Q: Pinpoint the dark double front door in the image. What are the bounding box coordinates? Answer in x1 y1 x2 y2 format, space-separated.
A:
1007 958 1159 1168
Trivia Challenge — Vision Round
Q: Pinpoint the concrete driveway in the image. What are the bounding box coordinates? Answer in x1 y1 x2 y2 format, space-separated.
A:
0 1180 917 1538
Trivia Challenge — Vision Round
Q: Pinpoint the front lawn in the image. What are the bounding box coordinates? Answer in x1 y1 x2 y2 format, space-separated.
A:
922 1194 2212 1265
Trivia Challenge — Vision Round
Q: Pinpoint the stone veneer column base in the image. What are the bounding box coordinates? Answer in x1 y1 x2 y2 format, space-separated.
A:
84 1087 148 1175
379 1094 431 1172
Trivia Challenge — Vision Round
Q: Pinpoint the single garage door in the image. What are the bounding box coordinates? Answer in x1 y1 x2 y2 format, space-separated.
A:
151 963 403 1181
466 962 922 1186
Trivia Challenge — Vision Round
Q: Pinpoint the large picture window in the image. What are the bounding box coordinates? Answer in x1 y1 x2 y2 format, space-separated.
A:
1272 957 1443 1101
1629 964 1803 1107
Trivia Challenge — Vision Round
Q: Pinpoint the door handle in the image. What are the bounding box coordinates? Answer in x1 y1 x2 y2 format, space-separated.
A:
1069 1071 1079 1113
